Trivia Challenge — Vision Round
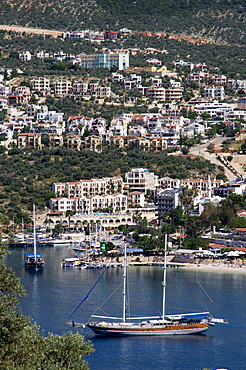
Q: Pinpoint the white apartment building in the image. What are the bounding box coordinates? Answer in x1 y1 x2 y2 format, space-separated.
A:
0 99 8 110
203 85 225 101
124 79 138 90
49 193 127 214
214 181 246 198
147 130 180 146
169 79 182 88
210 75 227 85
109 124 127 137
31 77 50 93
193 101 233 119
89 193 127 213
182 178 223 196
181 122 205 138
67 116 93 135
149 77 162 86
73 81 89 95
26 104 48 117
165 87 183 101
0 84 12 97
146 86 165 100
187 71 209 83
157 188 182 216
129 74 142 85
37 110 64 123
19 51 32 61
158 177 181 190
125 168 158 193
111 73 124 83
94 85 111 98
52 177 123 198
53 78 72 97
127 191 145 207
228 79 246 92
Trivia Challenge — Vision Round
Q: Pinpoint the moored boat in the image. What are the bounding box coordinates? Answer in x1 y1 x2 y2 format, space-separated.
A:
68 234 227 336
61 257 83 267
25 252 45 269
25 205 45 270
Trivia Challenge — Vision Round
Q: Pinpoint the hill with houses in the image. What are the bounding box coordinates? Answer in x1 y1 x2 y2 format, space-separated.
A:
1 0 246 45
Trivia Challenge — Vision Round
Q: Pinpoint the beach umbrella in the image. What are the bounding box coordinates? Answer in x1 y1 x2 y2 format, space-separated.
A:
237 250 245 255
226 251 240 257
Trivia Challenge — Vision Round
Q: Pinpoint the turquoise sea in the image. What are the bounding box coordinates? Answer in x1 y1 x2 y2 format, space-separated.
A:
6 246 246 370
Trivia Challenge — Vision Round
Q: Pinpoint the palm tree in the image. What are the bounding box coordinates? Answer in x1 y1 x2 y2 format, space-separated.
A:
65 210 75 232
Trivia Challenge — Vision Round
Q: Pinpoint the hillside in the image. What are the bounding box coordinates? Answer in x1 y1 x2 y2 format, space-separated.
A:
1 0 246 45
0 147 218 221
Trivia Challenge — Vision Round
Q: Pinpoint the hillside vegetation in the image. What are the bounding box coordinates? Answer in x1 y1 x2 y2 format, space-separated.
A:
0 147 218 221
1 0 246 44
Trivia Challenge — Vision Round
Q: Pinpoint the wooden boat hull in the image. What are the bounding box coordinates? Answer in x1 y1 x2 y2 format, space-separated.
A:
25 253 44 269
25 262 44 269
87 322 209 336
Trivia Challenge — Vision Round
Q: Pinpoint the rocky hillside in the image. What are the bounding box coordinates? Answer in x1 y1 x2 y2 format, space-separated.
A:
1 0 246 45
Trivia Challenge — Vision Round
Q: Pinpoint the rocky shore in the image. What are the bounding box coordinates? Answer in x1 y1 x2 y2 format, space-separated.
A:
91 253 246 273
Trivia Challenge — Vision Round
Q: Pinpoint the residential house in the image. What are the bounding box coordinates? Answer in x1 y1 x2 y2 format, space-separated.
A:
203 85 225 101
210 74 227 85
158 177 181 191
214 181 246 197
109 135 125 148
165 87 183 101
111 73 124 83
8 86 31 106
128 136 150 151
104 30 118 40
52 176 123 198
127 191 145 208
19 51 32 61
157 188 182 215
73 80 89 95
82 135 102 152
17 133 42 149
79 53 129 70
31 77 50 93
48 133 64 148
125 168 158 193
146 86 165 100
37 111 64 124
67 133 82 150
53 78 72 97
150 137 167 151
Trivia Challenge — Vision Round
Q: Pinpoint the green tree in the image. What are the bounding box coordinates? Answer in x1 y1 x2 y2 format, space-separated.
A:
66 209 75 231
0 242 94 369
53 223 64 235
182 237 209 250
180 185 198 215
207 143 215 153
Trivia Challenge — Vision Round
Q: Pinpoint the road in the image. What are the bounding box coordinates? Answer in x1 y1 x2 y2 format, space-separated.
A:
189 136 239 181
0 25 62 37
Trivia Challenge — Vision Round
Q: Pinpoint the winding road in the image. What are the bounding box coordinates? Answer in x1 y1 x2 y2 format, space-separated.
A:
189 136 242 181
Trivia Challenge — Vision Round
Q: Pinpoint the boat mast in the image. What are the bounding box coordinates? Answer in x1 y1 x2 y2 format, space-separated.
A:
33 204 37 260
162 233 167 320
123 242 127 323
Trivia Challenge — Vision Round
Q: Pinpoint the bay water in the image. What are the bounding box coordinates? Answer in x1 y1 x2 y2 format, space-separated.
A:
6 245 246 370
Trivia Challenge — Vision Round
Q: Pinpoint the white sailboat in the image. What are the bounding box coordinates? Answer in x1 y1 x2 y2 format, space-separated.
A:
69 234 227 335
25 204 45 270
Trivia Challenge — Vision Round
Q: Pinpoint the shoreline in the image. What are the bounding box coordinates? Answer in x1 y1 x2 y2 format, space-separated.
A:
176 261 246 273
98 255 246 273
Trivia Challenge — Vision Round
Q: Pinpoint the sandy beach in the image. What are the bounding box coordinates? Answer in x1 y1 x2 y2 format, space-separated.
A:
99 254 246 273
176 261 246 273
